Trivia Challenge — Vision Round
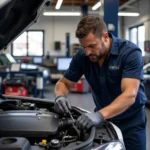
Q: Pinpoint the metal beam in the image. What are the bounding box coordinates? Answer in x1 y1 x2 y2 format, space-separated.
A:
51 0 95 6
119 0 138 10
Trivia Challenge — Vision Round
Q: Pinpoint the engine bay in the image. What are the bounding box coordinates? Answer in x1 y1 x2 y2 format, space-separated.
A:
0 110 59 137
0 96 125 150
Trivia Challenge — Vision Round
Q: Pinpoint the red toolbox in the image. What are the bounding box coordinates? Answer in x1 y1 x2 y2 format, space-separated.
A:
70 77 89 93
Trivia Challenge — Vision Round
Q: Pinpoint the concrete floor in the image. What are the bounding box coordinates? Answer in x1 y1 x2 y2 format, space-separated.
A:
43 84 150 150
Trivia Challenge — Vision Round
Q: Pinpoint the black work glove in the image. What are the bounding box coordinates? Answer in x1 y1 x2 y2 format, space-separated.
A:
76 111 104 130
54 96 71 114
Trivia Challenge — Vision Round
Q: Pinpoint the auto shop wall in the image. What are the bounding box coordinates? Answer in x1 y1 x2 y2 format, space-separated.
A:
119 0 150 61
121 0 150 41
29 15 80 57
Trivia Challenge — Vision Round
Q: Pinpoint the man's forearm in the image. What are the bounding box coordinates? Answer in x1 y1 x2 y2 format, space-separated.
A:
55 81 69 97
99 92 136 119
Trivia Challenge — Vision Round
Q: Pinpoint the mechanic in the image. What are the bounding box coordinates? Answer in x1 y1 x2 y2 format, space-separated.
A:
54 16 147 150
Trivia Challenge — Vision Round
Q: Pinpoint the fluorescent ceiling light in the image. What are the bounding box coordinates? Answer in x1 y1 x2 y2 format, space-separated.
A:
118 12 139 16
43 11 139 17
55 0 63 10
92 2 101 10
43 12 81 16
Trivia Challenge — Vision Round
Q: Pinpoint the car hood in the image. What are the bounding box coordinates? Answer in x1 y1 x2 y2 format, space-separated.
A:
0 0 53 50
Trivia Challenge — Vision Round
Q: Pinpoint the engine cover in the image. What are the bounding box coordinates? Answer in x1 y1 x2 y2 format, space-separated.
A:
0 110 59 137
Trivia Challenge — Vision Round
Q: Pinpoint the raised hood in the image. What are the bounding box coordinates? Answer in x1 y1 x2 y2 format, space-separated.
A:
0 0 53 50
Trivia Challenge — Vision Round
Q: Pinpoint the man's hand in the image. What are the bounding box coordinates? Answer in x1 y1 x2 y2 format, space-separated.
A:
76 111 104 129
54 96 71 114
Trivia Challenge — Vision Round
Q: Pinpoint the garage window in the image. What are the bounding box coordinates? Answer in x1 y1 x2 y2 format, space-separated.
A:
11 30 44 56
129 25 145 56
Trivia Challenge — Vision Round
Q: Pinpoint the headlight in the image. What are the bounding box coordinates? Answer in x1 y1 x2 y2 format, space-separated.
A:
104 142 124 150
92 141 125 150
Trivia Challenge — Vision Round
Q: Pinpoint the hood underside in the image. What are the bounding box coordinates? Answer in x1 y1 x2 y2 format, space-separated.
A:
0 0 52 50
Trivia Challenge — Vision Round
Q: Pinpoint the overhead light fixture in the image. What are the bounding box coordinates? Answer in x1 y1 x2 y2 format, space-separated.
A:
55 0 63 10
118 12 140 16
43 12 81 16
92 1 101 10
43 11 139 17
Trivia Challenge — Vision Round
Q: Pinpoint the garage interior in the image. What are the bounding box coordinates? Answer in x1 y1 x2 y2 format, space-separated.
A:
0 0 150 149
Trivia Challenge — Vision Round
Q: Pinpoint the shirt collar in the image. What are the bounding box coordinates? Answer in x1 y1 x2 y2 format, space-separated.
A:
108 32 119 55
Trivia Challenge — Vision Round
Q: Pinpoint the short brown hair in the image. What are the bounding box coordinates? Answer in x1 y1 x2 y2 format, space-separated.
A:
75 16 107 39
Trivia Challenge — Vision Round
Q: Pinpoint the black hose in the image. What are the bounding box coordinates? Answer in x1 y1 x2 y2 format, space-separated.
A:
59 119 80 138
59 119 74 128
60 126 96 150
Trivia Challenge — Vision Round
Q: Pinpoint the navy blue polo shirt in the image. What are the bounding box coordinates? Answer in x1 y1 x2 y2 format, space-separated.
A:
64 33 147 120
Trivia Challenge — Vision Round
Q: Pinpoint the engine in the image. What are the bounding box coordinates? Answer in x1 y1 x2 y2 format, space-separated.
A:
0 97 125 150
0 110 59 137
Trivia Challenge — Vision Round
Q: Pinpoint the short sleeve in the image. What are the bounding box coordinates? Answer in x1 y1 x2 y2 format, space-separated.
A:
64 51 84 82
122 49 144 80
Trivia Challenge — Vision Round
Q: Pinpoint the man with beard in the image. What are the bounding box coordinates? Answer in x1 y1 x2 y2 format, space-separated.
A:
54 16 147 150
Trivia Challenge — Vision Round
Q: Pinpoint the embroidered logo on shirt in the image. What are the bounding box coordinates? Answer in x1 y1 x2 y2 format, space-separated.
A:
109 66 120 70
